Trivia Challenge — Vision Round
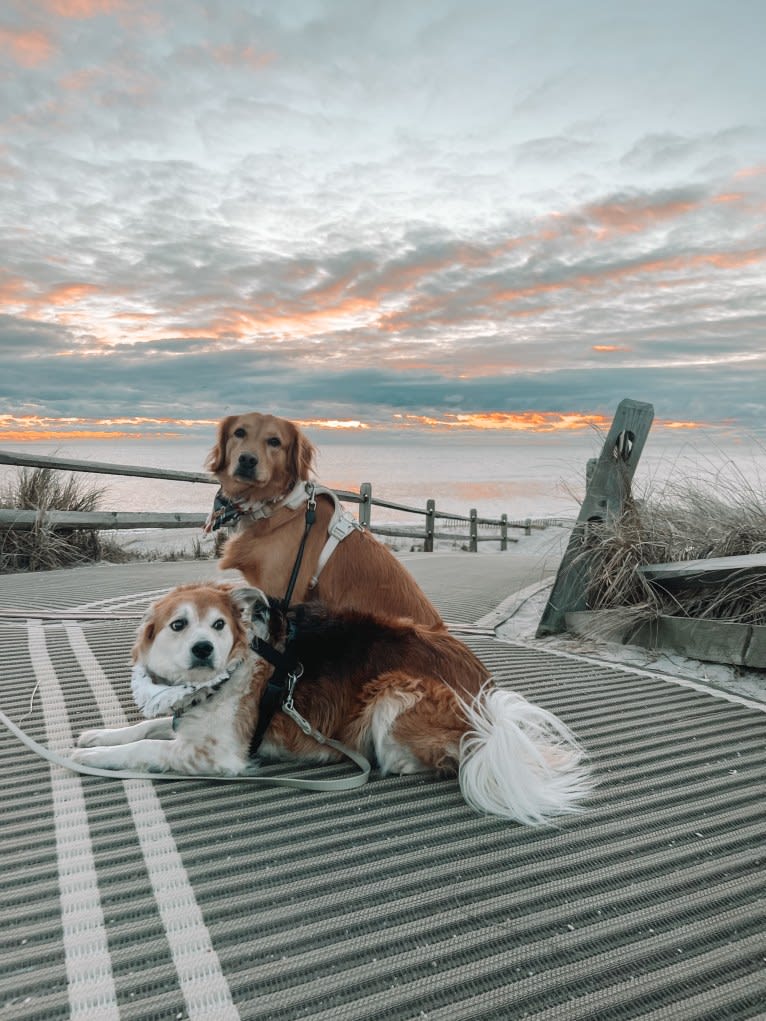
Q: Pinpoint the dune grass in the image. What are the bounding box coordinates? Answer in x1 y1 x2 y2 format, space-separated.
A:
580 458 766 629
0 467 130 573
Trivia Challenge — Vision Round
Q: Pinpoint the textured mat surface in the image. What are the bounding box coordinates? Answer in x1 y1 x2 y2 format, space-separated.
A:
1 557 764 1020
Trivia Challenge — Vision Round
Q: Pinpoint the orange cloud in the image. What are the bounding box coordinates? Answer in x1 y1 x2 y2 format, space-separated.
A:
293 419 369 431
42 0 129 17
0 27 54 67
59 68 103 91
0 275 30 307
209 44 276 70
399 411 612 433
657 418 722 430
0 411 718 442
202 294 381 341
0 430 187 442
734 165 766 179
45 282 102 305
493 248 766 307
592 344 630 352
0 412 220 441
585 196 700 236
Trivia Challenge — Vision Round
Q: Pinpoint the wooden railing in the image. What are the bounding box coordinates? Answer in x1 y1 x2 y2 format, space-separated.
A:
0 449 565 552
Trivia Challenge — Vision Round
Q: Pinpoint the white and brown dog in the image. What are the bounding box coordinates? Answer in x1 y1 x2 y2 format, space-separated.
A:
74 583 592 825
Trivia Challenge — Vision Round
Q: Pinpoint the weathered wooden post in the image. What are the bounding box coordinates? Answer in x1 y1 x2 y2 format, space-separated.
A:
469 509 478 552
536 398 654 636
424 499 435 552
524 517 531 536
358 482 372 528
500 513 508 551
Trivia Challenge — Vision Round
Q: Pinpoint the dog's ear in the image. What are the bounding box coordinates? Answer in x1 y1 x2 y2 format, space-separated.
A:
230 586 270 621
131 601 159 663
287 423 316 482
206 416 237 474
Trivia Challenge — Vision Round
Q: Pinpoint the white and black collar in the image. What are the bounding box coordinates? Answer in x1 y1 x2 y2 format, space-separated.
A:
131 660 242 719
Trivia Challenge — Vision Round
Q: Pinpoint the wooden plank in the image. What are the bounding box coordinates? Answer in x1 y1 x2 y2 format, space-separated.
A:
537 398 654 636
0 448 215 484
647 617 752 667
0 509 206 531
566 609 766 670
639 553 766 585
745 625 766 669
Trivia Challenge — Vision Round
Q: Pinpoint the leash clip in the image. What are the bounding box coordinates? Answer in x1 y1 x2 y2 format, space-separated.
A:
281 663 304 715
281 664 322 739
306 482 317 512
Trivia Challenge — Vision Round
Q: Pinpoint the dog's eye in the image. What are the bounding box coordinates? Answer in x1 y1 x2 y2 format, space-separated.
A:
266 436 281 448
233 427 246 438
169 619 187 632
212 618 226 631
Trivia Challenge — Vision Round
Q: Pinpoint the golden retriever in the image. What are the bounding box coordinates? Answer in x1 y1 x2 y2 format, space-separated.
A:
73 583 591 825
205 412 446 630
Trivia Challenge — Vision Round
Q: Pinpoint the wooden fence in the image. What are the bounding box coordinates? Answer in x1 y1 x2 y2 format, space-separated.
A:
0 450 565 553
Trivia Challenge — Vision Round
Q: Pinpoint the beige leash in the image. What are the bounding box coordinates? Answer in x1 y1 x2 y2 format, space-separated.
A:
0 707 370 792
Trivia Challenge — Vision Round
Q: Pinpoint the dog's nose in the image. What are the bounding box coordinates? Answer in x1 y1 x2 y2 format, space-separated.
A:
191 640 214 661
236 452 258 473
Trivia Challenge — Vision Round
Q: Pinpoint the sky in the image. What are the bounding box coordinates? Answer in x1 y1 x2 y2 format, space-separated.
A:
1 0 765 444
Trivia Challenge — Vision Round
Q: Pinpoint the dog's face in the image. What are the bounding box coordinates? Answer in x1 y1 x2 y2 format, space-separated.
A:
206 412 315 501
132 584 260 684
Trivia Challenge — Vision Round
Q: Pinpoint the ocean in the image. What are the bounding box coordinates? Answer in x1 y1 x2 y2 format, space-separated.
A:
2 429 764 527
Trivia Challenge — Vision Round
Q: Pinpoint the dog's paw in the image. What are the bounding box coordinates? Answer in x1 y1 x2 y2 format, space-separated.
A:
77 728 112 748
70 746 119 769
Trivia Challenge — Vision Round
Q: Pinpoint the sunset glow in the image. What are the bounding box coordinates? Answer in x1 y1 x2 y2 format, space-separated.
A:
0 411 714 442
2 3 764 443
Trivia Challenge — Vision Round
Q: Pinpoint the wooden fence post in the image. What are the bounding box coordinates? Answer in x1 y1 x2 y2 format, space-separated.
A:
500 513 508 551
359 482 372 528
536 398 655 637
469 509 478 552
424 499 435 552
524 517 531 536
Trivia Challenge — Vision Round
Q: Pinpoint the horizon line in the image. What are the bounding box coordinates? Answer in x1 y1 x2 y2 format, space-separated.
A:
0 410 722 443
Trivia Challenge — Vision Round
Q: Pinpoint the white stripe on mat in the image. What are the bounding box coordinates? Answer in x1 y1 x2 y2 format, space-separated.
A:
74 588 170 611
65 624 241 1021
27 621 120 1021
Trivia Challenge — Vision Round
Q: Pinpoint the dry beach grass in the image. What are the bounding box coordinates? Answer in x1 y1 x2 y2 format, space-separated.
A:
580 457 766 631
0 467 131 573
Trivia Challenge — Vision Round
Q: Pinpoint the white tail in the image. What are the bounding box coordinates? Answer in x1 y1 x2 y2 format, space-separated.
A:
458 687 592 825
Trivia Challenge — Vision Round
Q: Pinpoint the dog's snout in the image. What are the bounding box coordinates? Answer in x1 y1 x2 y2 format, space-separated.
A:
235 452 258 476
191 640 214 661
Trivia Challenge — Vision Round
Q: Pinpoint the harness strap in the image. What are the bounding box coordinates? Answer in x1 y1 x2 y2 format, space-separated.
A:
247 636 301 758
246 486 316 757
282 484 317 607
204 481 361 590
309 512 359 589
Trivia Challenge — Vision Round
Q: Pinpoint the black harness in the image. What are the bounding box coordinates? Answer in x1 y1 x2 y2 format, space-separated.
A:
247 486 317 758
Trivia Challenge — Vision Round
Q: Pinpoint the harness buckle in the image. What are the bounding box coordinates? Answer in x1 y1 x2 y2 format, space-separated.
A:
329 513 358 542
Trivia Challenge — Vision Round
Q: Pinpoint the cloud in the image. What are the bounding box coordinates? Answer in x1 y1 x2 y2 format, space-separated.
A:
1 1 765 440
0 26 54 66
